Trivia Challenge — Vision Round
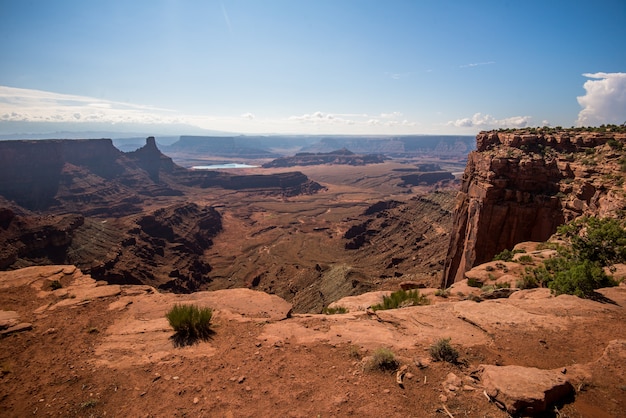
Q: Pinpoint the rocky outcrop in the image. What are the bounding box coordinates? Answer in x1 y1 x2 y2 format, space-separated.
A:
176 170 325 196
480 365 574 415
400 171 454 186
0 139 125 210
0 208 84 269
0 137 323 215
86 203 222 292
262 148 386 168
442 128 626 287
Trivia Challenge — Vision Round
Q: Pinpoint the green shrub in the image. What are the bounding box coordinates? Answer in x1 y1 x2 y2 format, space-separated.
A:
429 338 459 364
50 280 62 290
495 281 511 289
493 249 514 262
166 304 213 346
323 306 348 315
366 347 398 371
467 278 483 288
517 275 539 290
522 216 625 298
517 255 534 264
558 216 626 268
548 259 617 297
371 289 429 311
608 138 624 150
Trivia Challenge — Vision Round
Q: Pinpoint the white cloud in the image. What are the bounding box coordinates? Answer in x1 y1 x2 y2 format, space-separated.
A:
576 72 626 126
0 85 423 135
447 112 531 129
460 61 495 68
379 111 402 119
0 85 183 125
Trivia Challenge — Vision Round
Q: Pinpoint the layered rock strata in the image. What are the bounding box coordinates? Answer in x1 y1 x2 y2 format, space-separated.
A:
442 129 626 287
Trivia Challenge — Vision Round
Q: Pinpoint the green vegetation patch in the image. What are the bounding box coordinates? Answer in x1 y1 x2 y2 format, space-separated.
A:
365 347 399 372
429 338 460 364
323 306 348 315
522 216 624 298
371 289 429 311
166 303 213 346
467 278 483 288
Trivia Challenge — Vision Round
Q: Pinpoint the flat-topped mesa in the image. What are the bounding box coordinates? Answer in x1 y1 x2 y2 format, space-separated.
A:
476 129 619 152
442 127 626 288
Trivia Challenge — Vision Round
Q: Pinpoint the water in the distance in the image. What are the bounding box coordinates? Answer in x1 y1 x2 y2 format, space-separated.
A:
192 163 258 170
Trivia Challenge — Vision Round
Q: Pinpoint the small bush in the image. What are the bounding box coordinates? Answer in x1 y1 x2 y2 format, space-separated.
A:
429 338 459 364
348 345 362 360
80 399 97 409
166 304 213 346
366 347 398 371
323 306 348 315
517 255 534 264
434 288 450 298
495 281 511 289
50 280 62 290
493 249 514 262
607 139 622 150
485 265 495 272
517 274 539 290
549 259 617 298
467 278 483 288
371 289 429 311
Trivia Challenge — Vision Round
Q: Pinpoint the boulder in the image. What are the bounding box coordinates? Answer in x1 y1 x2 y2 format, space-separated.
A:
479 364 574 415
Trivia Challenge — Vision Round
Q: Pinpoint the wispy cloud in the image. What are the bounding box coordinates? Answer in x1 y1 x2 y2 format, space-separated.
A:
0 86 181 125
447 112 531 129
459 61 495 68
220 1 232 34
577 72 626 126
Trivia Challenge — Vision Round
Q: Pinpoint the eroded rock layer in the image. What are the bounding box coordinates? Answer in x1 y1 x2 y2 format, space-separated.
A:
442 128 626 287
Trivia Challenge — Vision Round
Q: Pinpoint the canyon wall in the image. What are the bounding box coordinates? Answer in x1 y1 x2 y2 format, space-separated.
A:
442 128 626 287
0 137 323 214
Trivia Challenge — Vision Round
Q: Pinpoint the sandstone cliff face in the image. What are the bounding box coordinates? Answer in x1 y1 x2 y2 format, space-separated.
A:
0 137 323 214
442 129 626 287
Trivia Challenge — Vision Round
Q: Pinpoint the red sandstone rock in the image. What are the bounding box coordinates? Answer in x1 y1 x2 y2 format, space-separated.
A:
480 364 574 415
442 129 626 287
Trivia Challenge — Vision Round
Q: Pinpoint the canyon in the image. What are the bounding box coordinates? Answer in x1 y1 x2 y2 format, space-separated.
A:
1 128 626 416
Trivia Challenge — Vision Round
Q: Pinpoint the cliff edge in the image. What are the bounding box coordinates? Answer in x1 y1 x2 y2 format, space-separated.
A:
442 127 626 287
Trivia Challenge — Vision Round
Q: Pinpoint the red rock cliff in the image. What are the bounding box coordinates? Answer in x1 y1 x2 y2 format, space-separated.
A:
442 128 626 287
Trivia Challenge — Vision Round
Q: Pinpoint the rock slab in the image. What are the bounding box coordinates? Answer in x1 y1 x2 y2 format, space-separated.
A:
479 364 574 415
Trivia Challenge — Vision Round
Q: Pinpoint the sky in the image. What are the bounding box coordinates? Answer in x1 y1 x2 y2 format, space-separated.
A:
1 0 625 136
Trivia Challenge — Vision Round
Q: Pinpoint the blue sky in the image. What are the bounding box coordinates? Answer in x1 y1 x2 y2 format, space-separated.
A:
1 0 625 135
